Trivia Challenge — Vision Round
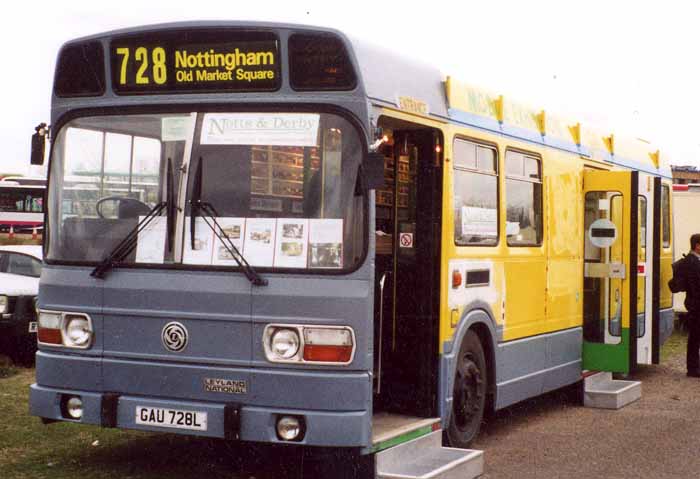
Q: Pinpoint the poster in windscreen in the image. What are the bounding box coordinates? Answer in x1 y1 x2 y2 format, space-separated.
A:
309 219 343 269
274 219 309 268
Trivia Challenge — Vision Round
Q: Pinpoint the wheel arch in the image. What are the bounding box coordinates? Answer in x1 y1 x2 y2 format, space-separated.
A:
440 301 499 427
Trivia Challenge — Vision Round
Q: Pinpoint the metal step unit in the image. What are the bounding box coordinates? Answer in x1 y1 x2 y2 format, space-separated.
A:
375 430 483 479
583 371 642 409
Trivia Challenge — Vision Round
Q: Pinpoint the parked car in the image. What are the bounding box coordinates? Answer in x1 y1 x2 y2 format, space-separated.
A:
0 245 42 364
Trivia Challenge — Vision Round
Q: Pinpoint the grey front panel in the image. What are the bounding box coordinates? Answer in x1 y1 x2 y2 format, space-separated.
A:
39 265 103 358
102 268 252 365
251 273 373 371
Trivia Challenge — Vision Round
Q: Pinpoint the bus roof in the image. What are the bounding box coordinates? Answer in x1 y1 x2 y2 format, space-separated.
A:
53 21 671 178
0 176 46 186
349 37 671 178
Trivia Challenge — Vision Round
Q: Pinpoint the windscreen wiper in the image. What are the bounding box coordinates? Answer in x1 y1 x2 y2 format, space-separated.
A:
91 158 176 279
190 157 267 287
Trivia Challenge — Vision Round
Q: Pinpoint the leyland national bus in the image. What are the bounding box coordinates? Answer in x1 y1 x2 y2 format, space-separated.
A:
29 21 674 477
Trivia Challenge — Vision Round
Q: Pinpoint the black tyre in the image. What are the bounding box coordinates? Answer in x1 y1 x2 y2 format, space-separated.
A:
446 330 487 448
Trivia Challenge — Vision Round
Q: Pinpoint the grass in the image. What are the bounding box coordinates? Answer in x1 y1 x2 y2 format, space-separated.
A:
0 368 287 479
661 328 686 362
0 367 353 479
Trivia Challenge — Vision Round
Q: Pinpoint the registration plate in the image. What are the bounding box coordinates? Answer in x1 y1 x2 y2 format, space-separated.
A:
28 322 37 333
135 406 208 431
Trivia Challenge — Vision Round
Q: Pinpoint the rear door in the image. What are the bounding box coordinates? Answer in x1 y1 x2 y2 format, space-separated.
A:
636 173 655 364
582 169 638 374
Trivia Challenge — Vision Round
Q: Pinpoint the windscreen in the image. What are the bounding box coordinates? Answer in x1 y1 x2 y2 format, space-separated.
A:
47 111 366 272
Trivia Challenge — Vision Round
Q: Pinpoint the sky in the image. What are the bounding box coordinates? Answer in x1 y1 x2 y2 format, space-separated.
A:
2 0 699 176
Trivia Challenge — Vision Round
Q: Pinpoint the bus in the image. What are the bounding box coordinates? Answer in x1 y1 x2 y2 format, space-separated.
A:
0 177 45 235
29 22 674 476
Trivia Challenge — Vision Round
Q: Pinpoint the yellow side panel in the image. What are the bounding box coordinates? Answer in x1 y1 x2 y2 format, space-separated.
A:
502 255 546 340
544 157 584 333
546 169 582 258
546 259 583 332
660 254 673 309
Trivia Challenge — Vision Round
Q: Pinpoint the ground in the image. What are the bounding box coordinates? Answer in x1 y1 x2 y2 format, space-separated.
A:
0 332 696 478
474 331 699 478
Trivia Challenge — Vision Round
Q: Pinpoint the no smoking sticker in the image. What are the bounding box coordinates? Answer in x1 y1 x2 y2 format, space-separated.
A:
399 232 414 248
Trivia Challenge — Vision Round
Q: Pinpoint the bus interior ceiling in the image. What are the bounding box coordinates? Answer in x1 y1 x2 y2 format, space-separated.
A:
372 116 443 419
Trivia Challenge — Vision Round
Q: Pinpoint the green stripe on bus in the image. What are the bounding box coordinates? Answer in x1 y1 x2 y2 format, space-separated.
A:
371 424 435 453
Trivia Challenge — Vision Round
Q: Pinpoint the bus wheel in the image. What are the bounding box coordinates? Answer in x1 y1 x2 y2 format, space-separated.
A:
447 330 486 448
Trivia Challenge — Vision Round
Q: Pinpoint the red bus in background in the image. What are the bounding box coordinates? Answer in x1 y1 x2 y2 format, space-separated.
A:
0 177 45 235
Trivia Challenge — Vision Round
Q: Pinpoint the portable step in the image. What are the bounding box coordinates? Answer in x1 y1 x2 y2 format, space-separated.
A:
583 371 641 409
376 430 483 479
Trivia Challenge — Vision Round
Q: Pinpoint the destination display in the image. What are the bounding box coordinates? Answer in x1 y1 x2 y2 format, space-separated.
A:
110 32 280 94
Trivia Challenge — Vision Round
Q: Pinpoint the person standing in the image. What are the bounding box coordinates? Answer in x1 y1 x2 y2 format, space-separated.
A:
684 234 700 377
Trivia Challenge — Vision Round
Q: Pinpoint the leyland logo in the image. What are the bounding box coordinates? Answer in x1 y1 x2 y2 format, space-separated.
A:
162 322 188 352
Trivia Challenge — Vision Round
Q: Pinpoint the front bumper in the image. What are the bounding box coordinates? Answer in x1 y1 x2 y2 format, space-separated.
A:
30 351 372 448
29 384 370 446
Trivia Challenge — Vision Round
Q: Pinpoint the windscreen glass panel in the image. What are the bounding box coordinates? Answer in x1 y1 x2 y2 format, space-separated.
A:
47 111 366 272
47 113 189 263
186 112 365 271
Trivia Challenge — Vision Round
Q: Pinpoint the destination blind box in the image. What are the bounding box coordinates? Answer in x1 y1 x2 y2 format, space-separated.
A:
109 30 281 94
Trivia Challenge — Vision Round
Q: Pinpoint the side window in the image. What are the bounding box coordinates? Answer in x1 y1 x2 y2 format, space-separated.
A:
453 139 498 246
7 254 42 278
505 150 543 246
662 185 670 248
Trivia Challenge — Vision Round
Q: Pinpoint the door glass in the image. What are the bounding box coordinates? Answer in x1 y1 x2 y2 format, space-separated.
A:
638 196 647 337
608 195 623 340
583 191 623 345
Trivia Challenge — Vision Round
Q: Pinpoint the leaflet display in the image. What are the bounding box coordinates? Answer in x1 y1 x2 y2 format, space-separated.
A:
274 219 309 268
184 217 215 265
135 216 167 264
136 215 343 269
309 218 343 269
212 218 246 266
243 218 277 267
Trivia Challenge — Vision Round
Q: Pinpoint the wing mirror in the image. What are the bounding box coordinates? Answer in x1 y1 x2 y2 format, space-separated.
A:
30 123 48 166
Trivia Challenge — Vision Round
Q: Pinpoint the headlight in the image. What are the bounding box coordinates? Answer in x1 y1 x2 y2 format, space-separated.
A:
65 396 84 420
270 328 300 360
276 416 304 441
263 324 355 365
64 315 92 347
37 311 93 349
0 295 8 314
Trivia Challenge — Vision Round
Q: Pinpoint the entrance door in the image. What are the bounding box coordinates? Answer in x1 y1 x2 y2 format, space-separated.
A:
373 126 442 417
582 169 638 374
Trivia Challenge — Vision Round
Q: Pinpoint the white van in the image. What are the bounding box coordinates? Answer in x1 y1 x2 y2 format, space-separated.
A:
0 244 42 363
672 184 700 314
